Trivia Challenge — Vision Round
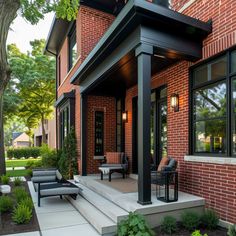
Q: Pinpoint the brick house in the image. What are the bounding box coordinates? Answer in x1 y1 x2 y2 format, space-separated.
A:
45 0 236 225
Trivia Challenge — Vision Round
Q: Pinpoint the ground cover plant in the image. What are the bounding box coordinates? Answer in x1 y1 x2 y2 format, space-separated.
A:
117 212 154 236
153 210 227 236
0 180 39 235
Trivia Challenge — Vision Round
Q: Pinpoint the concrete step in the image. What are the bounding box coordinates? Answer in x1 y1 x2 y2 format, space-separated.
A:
79 185 128 223
68 194 117 235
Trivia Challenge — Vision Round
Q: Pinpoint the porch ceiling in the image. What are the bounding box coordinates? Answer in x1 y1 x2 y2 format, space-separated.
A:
70 0 212 95
87 53 178 97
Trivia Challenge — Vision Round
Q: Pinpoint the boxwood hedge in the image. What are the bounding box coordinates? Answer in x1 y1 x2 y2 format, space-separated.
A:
7 147 41 159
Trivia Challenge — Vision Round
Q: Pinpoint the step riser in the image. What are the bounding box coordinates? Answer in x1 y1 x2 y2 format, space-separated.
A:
79 190 128 223
68 196 117 235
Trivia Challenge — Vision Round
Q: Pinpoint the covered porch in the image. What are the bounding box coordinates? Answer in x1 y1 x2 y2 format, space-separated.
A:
68 174 205 233
71 0 212 205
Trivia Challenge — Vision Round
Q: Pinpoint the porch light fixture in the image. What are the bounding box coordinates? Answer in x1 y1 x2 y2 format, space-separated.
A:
122 111 128 123
170 94 179 112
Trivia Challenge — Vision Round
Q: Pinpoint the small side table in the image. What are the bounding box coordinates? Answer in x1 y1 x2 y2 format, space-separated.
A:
99 166 124 182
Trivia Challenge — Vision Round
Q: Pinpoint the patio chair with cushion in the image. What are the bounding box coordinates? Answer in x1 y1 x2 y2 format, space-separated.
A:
151 157 178 202
31 168 60 191
32 168 81 207
99 152 128 182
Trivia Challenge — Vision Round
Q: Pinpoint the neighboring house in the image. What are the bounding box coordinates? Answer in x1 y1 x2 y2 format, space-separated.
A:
45 0 236 225
12 132 30 148
33 113 56 149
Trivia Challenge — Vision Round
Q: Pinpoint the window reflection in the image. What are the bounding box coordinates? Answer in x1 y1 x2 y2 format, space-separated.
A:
193 82 227 154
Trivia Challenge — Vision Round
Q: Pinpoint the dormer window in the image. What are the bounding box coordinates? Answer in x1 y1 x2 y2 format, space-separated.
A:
68 23 77 71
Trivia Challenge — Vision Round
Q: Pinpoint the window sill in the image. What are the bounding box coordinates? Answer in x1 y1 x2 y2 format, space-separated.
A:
184 155 236 165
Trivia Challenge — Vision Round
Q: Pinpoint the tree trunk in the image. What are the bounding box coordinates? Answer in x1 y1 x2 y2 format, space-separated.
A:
0 92 6 175
41 115 47 144
0 0 20 175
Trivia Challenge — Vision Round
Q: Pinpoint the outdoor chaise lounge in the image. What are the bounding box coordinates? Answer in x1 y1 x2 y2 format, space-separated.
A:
99 152 128 182
32 168 81 206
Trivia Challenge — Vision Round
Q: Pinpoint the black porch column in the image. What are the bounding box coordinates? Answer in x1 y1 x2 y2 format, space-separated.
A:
135 44 153 205
81 93 87 176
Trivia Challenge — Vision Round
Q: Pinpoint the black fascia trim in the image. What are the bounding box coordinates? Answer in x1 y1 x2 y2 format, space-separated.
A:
70 0 212 85
54 90 75 108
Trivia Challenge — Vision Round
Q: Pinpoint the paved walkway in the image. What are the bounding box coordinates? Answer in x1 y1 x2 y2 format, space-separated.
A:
3 181 100 236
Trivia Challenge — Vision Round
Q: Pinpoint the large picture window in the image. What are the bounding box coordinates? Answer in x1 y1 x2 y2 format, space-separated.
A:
191 49 236 156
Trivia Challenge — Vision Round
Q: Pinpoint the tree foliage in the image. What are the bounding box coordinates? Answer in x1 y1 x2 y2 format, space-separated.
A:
0 0 79 175
6 40 56 144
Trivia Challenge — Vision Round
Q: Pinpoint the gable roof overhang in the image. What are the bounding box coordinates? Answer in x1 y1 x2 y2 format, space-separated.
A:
70 0 212 95
45 0 127 56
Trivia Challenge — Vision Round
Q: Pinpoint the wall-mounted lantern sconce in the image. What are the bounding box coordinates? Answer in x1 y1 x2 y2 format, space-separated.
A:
122 111 128 123
170 94 179 112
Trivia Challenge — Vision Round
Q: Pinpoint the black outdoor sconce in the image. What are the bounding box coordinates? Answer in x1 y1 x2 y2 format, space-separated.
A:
170 93 179 112
122 111 128 123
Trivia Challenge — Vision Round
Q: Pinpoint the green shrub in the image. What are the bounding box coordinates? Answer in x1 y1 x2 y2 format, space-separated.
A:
161 216 177 234
12 204 32 224
13 187 29 203
117 212 154 236
58 127 78 179
201 209 219 230
14 177 22 186
228 224 236 236
7 147 41 159
181 211 201 231
191 230 208 236
41 144 58 168
1 175 10 184
0 196 14 213
26 169 33 177
19 197 34 210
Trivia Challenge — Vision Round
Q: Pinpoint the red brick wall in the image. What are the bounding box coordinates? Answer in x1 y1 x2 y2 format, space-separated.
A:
125 0 236 223
86 96 116 174
167 0 236 224
56 6 114 174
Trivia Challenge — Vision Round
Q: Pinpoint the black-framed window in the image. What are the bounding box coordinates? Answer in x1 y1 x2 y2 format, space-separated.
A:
59 104 70 148
94 111 104 156
68 24 77 71
58 56 61 86
191 48 236 156
116 99 122 152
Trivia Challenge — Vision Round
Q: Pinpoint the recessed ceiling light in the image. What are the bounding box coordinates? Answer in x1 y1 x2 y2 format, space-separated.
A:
154 54 166 59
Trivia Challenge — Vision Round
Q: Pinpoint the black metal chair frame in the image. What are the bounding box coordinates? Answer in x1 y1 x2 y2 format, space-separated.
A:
152 170 178 203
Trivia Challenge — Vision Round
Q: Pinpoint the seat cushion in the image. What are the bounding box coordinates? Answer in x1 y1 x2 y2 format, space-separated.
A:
106 152 122 164
32 175 56 183
40 187 79 196
157 157 169 171
33 170 57 177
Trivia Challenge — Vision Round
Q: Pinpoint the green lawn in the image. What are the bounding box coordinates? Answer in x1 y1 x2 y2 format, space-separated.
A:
6 158 41 168
6 169 29 177
5 158 41 177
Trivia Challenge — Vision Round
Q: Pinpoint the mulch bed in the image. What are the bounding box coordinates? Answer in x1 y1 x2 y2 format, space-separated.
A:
153 225 227 236
0 181 40 235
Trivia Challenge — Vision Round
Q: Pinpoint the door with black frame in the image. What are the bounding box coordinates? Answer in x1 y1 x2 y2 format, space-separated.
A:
132 86 167 174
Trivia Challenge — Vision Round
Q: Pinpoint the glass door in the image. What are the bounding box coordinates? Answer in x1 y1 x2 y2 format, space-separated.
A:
132 86 167 173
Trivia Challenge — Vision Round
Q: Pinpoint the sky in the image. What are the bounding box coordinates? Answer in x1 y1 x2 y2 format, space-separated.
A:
7 13 55 53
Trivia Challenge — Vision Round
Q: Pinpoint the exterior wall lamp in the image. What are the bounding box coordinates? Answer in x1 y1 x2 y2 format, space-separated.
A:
170 94 179 112
122 111 128 123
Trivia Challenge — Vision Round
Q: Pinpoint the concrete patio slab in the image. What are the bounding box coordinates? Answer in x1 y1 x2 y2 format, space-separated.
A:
41 224 100 236
27 181 101 235
38 210 87 230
